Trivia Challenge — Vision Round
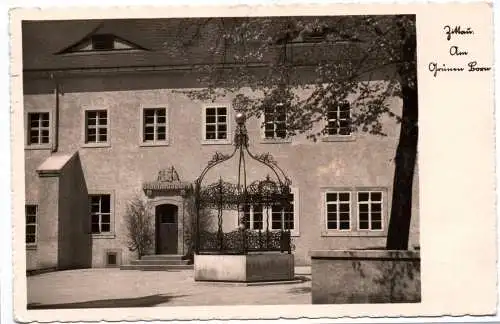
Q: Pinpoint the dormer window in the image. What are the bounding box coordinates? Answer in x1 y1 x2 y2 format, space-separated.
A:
56 32 147 55
91 34 115 51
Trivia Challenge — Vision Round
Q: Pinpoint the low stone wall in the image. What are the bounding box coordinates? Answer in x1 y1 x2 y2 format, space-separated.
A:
194 253 294 282
311 250 421 304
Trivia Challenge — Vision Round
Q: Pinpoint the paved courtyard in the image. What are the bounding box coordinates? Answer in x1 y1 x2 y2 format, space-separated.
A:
27 268 311 308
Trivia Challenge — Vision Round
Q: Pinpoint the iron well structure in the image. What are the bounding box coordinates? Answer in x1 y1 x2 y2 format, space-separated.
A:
194 111 294 255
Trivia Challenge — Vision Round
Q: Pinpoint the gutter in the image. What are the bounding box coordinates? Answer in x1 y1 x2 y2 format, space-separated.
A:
22 57 378 79
49 73 60 153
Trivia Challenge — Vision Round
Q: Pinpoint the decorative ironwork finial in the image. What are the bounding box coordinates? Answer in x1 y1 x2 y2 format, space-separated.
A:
235 112 246 126
234 112 249 148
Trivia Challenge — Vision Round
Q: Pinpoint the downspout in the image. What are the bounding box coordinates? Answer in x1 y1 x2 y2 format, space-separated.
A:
49 73 60 153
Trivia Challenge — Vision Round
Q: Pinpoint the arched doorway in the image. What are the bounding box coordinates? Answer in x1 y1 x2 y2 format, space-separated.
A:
155 204 178 254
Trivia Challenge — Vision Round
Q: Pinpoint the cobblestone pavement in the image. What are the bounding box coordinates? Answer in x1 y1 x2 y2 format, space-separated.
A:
27 269 311 308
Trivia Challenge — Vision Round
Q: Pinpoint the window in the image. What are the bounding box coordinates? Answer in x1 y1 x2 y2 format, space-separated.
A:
27 112 50 145
91 34 114 51
326 192 351 230
242 188 299 235
90 195 111 234
204 106 228 141
358 191 383 230
25 205 37 245
271 193 295 231
326 102 351 136
264 104 287 139
242 204 264 230
85 110 108 144
106 252 117 266
323 188 387 236
142 107 168 144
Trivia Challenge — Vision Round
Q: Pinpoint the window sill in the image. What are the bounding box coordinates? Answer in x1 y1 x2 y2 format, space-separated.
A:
139 141 170 147
322 135 356 142
25 144 52 150
201 139 232 145
321 231 387 237
26 244 37 250
260 138 292 144
91 233 116 239
82 142 111 148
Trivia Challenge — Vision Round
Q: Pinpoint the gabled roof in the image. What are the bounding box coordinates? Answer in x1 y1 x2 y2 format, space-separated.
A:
22 18 374 73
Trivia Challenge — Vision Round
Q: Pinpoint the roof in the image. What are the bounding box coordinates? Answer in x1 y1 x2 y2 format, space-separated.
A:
36 152 76 176
22 17 374 73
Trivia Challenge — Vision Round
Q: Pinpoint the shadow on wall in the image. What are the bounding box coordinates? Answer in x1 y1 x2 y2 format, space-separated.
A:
23 66 395 95
27 294 186 309
57 152 92 270
349 258 421 303
311 251 421 304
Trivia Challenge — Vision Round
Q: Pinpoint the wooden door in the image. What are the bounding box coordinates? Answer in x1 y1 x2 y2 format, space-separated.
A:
155 204 178 254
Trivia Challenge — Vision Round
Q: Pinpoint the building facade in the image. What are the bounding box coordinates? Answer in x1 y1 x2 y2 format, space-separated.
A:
23 18 419 270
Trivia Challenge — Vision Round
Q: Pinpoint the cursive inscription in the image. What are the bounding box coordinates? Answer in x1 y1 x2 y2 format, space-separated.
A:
468 61 491 72
427 25 490 77
444 25 474 41
428 61 491 77
449 45 468 56
428 62 464 77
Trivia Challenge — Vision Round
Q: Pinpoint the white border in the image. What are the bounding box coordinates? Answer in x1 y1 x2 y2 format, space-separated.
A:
5 2 498 324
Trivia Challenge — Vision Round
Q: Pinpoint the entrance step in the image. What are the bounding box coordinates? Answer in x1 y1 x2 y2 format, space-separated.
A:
120 264 193 271
131 259 190 266
120 254 193 271
141 254 185 261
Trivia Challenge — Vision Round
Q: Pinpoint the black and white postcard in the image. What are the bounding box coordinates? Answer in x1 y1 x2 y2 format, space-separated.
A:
9 2 496 322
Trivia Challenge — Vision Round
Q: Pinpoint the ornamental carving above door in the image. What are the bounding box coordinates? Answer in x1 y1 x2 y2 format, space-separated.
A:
143 166 191 198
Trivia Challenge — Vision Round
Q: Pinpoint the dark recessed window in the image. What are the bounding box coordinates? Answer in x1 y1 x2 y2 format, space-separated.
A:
143 108 168 142
85 110 108 143
27 112 50 145
271 194 295 231
205 106 228 140
326 191 351 230
106 252 117 266
25 205 38 244
90 194 111 234
264 105 287 139
92 34 115 51
242 204 264 230
326 102 351 136
358 191 384 231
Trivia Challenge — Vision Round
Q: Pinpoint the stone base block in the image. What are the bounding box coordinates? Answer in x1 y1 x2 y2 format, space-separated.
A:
194 253 294 282
311 250 421 304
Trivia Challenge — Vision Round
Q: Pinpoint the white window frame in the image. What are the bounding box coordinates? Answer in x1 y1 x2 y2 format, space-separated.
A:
25 111 52 150
260 103 292 144
321 187 387 237
82 107 111 148
89 190 115 239
201 103 232 145
357 190 385 232
25 204 38 247
242 204 265 231
322 101 356 142
324 191 352 232
241 187 300 236
139 105 170 146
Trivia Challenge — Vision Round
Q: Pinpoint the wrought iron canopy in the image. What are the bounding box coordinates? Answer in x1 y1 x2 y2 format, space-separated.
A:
194 111 293 254
195 112 292 209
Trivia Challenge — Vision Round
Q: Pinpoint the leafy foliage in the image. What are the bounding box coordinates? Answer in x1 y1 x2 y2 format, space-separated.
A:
125 195 155 259
169 15 417 249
